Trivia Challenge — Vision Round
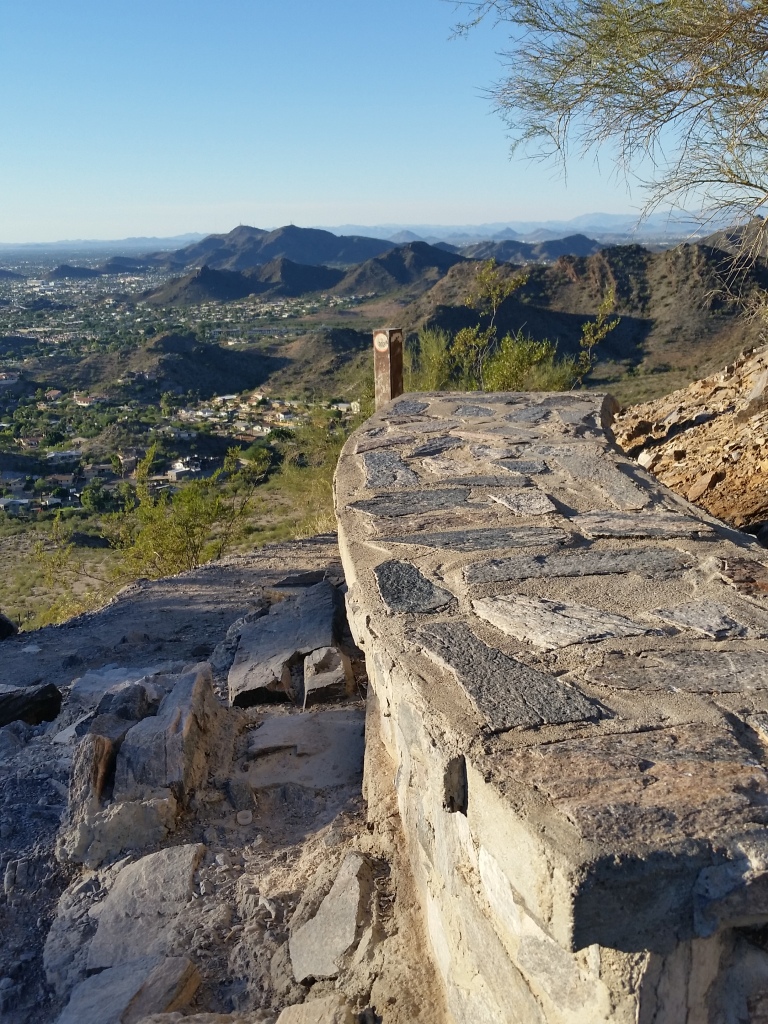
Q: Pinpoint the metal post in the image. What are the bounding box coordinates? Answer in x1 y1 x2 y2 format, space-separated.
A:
373 328 404 410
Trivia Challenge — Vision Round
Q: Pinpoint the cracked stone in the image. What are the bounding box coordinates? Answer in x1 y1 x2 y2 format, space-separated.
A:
466 547 691 584
410 436 464 458
489 491 558 516
361 451 419 489
472 594 657 650
497 459 549 475
348 488 470 518
571 510 710 538
652 601 762 639
382 526 569 551
551 450 649 510
585 649 768 692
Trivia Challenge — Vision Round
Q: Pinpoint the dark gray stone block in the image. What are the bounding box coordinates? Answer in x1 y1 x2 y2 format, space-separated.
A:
390 399 429 417
383 526 569 551
417 622 597 731
349 488 470 518
430 475 532 488
0 682 62 728
362 451 420 489
466 548 692 584
374 560 455 614
506 406 550 424
410 436 465 458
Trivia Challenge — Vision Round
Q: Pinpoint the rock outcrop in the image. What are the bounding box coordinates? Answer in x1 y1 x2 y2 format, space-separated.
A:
0 539 445 1024
612 343 768 530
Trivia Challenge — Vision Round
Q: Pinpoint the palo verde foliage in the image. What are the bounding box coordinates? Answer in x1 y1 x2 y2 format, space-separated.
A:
457 0 768 234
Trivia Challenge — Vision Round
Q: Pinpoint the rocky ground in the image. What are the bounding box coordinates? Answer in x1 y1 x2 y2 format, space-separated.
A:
0 536 447 1024
612 342 768 534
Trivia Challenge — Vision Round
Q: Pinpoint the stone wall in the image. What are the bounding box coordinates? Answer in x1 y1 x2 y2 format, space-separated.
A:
334 391 768 1024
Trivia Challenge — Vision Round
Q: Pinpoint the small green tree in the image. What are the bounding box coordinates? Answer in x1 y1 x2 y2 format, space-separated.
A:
573 287 620 385
105 444 268 579
466 259 529 333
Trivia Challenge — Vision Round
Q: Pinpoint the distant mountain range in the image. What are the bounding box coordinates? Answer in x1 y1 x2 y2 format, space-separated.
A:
149 225 394 271
143 242 466 305
145 259 347 305
461 234 603 262
328 213 731 245
0 233 205 253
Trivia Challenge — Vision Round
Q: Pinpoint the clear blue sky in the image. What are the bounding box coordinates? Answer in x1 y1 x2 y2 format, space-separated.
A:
0 0 639 242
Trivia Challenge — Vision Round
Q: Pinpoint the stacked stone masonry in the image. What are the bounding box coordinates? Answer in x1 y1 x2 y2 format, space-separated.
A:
334 390 768 1024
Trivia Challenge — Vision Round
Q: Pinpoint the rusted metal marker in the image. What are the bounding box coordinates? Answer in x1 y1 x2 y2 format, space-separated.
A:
373 328 404 410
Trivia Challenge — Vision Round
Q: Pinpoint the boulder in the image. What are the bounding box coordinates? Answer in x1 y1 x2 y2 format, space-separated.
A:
228 582 337 706
302 646 353 708
57 793 179 869
289 852 373 983
68 663 183 714
0 612 17 640
0 681 61 727
113 664 223 803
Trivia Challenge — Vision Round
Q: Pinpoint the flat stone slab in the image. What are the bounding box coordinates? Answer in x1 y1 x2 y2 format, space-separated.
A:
381 526 569 552
427 474 533 488
469 443 519 460
417 621 597 731
585 649 768 692
472 594 657 650
506 406 551 424
246 708 365 791
87 844 205 971
228 582 337 705
652 601 766 639
374 560 455 614
289 852 372 983
550 449 649 510
348 488 470 518
361 450 419 489
489 490 558 516
354 432 414 454
466 547 691 584
571 510 710 538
